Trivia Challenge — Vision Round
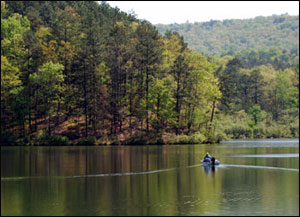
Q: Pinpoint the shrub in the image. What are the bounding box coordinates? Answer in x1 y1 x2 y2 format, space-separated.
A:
253 127 265 139
265 125 291 138
0 131 18 146
189 133 206 144
110 135 121 146
168 133 206 144
47 135 70 146
224 125 252 139
122 131 164 145
18 134 32 146
208 132 228 143
289 123 299 138
76 136 96 146
32 131 70 146
168 134 188 144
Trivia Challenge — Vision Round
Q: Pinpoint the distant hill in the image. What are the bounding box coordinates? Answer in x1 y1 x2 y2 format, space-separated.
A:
156 15 299 57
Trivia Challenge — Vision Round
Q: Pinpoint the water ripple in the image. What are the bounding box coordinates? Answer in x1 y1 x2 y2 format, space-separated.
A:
218 139 299 149
220 164 299 172
225 153 299 158
221 139 299 143
1 167 178 181
1 163 298 182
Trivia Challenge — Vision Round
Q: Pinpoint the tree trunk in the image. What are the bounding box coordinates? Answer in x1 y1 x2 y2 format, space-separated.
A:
175 88 180 135
208 101 216 137
47 98 51 136
27 50 32 133
146 68 149 132
129 75 133 136
83 62 88 138
157 93 161 133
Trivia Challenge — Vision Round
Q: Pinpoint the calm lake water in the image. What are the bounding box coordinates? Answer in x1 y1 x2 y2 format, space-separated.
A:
1 139 299 216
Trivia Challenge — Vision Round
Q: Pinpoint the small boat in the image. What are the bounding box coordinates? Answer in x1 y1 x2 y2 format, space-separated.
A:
201 158 220 166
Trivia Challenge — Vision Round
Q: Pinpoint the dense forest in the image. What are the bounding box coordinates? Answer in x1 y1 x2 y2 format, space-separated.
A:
1 1 299 146
156 15 299 58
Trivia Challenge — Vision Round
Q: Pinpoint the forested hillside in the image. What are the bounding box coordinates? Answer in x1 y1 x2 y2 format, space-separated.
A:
1 1 299 146
156 15 299 60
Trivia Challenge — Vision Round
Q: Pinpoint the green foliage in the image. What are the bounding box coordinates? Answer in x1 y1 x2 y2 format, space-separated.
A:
289 122 299 138
156 15 299 58
211 131 228 143
76 137 97 146
122 131 164 145
1 56 21 96
29 61 64 117
235 47 298 69
225 126 253 139
1 13 30 39
248 104 262 125
1 1 298 146
216 108 298 140
168 133 206 144
216 111 253 139
275 69 298 109
31 61 64 89
1 13 30 66
32 130 70 146
1 1 7 18
253 126 266 139
217 58 243 111
1 55 23 131
148 76 177 131
265 124 292 138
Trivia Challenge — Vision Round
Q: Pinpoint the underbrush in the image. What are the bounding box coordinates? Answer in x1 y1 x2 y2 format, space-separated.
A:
32 130 70 146
214 110 299 140
167 133 206 144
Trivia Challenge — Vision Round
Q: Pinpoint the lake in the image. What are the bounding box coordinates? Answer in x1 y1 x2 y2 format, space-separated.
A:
1 139 299 216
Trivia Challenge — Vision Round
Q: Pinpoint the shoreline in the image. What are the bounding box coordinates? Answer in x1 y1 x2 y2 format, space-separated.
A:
1 137 298 147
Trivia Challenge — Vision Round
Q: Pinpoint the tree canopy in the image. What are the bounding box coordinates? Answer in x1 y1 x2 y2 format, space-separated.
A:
1 1 299 145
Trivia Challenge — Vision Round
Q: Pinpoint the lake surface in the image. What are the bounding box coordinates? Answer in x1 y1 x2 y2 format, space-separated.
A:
1 139 299 216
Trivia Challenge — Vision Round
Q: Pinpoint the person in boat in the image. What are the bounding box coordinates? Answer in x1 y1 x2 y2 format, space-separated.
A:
203 152 212 162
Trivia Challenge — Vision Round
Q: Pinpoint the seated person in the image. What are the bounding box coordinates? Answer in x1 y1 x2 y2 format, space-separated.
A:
203 152 212 162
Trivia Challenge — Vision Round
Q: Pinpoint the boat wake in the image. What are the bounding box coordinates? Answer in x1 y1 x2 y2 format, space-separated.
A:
225 153 299 158
69 167 178 178
187 163 299 172
1 163 298 182
1 167 178 181
220 164 299 172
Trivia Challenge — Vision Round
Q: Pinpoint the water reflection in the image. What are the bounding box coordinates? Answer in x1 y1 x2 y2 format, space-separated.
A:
202 165 216 175
222 164 299 172
219 139 299 148
226 153 299 158
1 140 299 216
